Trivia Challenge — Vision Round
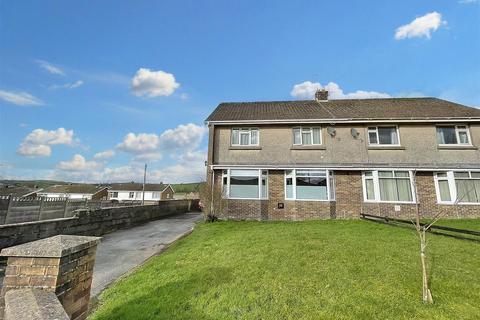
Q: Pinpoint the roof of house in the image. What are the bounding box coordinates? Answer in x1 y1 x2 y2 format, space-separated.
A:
0 185 42 197
108 183 170 192
40 184 107 195
205 98 480 123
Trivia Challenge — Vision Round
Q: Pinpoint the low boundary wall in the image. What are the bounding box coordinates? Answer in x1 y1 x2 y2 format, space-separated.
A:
0 199 199 251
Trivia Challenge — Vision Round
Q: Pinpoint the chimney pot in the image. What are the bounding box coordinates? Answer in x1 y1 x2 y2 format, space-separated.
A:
315 89 328 101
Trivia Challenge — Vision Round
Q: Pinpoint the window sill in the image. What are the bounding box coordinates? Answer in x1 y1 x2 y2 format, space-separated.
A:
363 200 416 204
368 145 405 150
290 145 326 150
229 146 262 150
437 145 478 150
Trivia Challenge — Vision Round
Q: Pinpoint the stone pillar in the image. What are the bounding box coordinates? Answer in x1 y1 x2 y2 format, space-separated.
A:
1 235 101 320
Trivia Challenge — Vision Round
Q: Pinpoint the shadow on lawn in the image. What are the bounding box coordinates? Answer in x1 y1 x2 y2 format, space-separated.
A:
95 266 233 320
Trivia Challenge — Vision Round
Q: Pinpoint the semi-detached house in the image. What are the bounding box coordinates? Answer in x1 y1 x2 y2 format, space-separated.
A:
204 90 480 220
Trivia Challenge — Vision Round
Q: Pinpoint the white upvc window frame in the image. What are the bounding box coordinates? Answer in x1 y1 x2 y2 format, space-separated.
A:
436 125 472 146
128 192 135 199
231 128 259 146
221 169 268 200
292 127 322 145
361 170 416 204
434 171 480 205
284 169 334 202
367 125 401 146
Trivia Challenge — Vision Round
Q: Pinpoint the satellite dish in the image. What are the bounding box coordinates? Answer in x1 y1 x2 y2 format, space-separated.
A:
327 126 336 137
351 128 359 138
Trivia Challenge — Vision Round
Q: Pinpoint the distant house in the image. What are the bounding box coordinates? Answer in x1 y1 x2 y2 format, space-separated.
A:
0 184 43 198
107 183 174 202
37 184 108 200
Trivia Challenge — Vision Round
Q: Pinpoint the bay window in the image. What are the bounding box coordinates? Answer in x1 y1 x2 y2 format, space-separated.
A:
436 126 471 145
434 171 480 204
368 126 400 145
221 169 268 199
285 170 333 201
231 128 259 146
293 127 322 145
362 170 415 203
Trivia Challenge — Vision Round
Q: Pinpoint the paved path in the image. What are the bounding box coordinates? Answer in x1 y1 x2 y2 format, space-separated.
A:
91 212 202 297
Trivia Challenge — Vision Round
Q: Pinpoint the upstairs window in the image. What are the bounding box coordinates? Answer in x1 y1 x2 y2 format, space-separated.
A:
285 170 333 201
368 126 400 145
293 127 322 145
221 169 268 199
362 170 414 203
435 171 480 204
152 192 161 199
231 128 259 146
436 126 471 145
110 192 118 198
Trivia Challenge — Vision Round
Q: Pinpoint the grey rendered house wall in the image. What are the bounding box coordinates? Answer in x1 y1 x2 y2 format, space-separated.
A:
212 123 480 167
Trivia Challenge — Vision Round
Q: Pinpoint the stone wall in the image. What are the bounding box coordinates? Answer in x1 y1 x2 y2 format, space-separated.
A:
0 199 199 251
208 169 479 220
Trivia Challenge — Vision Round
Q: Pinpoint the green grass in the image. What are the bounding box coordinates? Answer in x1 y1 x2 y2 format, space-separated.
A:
171 182 204 193
90 219 480 320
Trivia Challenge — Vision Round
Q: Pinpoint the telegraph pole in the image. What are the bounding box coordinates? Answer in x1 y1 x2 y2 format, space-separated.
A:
142 163 147 205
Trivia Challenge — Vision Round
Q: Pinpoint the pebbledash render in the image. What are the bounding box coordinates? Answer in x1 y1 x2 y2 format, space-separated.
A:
204 90 480 220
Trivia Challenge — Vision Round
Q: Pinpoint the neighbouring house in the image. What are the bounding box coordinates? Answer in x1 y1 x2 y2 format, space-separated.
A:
37 184 108 200
204 90 480 221
0 184 43 198
107 183 174 202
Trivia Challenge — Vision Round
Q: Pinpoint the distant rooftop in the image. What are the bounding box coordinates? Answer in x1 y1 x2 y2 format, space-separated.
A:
40 184 106 195
108 183 168 192
206 97 480 123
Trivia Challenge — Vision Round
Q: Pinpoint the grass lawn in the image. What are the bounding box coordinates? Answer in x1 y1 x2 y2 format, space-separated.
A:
90 219 480 320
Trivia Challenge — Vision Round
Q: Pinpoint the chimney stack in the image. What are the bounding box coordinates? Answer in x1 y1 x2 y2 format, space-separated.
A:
315 89 328 101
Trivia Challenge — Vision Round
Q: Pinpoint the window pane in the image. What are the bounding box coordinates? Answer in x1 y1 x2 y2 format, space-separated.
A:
471 172 480 178
231 129 239 145
396 179 413 201
437 127 457 144
368 131 378 144
364 171 373 177
293 128 301 144
436 172 447 178
379 179 398 201
329 173 335 200
454 172 470 178
458 131 469 144
296 170 326 177
395 171 409 178
378 171 394 177
286 177 293 198
261 170 268 198
230 176 259 198
231 169 259 176
365 179 375 200
378 127 398 144
456 179 477 203
251 130 259 145
438 180 451 202
240 132 250 145
296 176 327 200
302 132 312 145
313 128 321 144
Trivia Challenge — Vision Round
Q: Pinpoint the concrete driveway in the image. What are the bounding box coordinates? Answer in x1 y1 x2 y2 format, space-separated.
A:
91 212 202 297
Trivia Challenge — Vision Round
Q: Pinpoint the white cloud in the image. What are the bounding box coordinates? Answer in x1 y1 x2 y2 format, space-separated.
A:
290 81 323 100
291 81 391 100
93 149 115 160
159 123 207 151
35 59 65 76
57 154 102 171
50 80 84 90
0 90 44 106
17 128 76 157
131 68 180 97
117 133 160 153
133 152 163 162
116 123 206 161
395 12 446 40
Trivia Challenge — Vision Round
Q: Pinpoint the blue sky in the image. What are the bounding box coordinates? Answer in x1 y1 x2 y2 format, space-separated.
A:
0 0 479 183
